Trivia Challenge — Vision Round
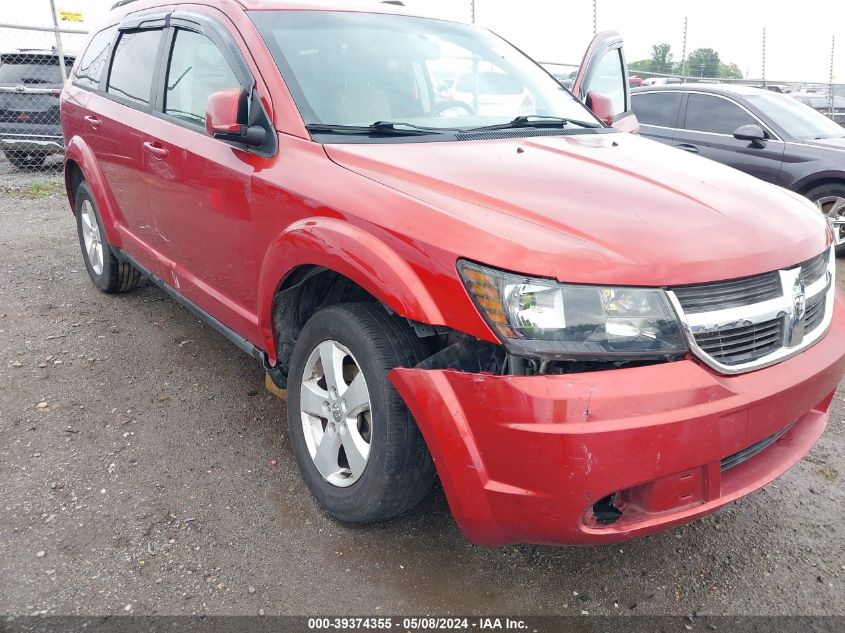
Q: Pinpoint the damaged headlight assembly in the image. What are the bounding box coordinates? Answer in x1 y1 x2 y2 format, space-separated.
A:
458 260 688 360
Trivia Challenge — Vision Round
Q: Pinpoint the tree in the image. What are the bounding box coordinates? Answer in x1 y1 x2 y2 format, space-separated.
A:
650 43 673 74
718 63 743 79
629 44 743 80
686 48 721 78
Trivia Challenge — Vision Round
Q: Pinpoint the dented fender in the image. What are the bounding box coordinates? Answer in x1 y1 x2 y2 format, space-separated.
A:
257 217 451 363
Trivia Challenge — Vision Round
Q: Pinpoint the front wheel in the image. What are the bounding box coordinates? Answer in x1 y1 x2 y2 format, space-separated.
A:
286 303 435 523
806 182 845 255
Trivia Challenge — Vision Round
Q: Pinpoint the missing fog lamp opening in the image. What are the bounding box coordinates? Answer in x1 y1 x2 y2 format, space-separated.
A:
457 260 687 360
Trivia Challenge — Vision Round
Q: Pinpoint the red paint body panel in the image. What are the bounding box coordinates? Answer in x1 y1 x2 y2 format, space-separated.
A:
391 293 845 545
60 0 845 546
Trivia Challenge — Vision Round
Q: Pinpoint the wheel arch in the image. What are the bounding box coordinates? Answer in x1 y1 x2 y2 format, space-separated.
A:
63 137 123 247
793 172 845 197
258 217 447 381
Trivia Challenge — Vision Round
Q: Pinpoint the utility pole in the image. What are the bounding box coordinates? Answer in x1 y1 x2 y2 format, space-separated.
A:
830 35 836 118
680 16 688 79
761 27 767 89
470 0 475 24
593 0 597 36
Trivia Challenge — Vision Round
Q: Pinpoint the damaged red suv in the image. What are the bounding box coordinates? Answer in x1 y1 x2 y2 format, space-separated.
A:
61 0 844 545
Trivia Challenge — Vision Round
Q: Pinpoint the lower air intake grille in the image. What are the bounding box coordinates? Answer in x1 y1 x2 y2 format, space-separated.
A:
721 422 795 472
693 318 784 366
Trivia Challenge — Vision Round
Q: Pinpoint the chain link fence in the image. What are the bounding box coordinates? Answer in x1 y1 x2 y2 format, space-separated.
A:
0 18 87 173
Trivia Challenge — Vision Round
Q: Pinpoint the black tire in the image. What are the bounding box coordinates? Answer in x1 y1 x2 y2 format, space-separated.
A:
805 182 845 256
4 149 46 170
75 181 141 293
286 303 435 523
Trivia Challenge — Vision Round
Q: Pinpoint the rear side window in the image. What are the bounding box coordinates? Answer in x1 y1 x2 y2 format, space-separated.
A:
107 29 163 106
631 92 680 127
164 29 240 127
683 94 757 135
74 26 117 90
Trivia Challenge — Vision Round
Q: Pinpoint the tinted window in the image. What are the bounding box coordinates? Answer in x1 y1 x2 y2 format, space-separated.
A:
683 93 756 134
587 49 625 115
107 29 163 106
164 29 240 127
75 26 116 90
631 91 680 127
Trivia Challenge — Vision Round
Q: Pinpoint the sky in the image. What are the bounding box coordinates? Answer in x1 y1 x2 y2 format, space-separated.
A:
3 0 841 82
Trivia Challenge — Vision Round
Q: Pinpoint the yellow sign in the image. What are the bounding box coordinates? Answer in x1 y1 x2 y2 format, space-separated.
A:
59 10 84 22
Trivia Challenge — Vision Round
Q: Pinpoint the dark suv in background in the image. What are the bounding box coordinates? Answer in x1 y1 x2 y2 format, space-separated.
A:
0 50 74 169
631 84 845 252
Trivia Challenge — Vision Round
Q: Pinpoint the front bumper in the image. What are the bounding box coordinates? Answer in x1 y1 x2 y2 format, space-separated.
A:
390 291 845 546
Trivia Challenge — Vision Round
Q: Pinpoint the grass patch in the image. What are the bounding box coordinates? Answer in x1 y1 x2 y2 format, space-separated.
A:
2 178 65 198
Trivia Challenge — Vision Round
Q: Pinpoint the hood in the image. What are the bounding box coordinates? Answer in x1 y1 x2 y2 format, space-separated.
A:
324 132 829 286
803 136 845 150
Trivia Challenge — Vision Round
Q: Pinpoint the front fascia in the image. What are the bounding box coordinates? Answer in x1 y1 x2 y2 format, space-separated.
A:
390 291 845 546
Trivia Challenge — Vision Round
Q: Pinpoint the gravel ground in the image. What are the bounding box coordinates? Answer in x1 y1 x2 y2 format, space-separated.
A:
1 157 844 618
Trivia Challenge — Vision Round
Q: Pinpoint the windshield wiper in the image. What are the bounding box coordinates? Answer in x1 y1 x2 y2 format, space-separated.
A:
305 123 447 137
466 115 600 132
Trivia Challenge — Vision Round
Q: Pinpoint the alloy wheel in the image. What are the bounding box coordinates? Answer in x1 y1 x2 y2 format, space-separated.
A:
815 195 845 246
299 340 372 487
79 200 104 275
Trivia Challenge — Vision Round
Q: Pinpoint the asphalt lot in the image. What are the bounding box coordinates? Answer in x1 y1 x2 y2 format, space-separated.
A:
1 156 844 618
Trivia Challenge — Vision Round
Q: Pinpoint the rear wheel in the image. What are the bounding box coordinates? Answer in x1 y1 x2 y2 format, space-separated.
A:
286 303 435 523
805 182 845 255
75 181 141 293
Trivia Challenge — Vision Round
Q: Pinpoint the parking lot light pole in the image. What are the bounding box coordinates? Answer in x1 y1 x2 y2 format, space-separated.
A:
48 0 67 82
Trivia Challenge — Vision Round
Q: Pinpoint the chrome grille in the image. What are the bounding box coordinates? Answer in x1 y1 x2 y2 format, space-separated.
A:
805 293 826 332
672 272 781 314
694 318 784 366
668 248 835 374
801 252 828 285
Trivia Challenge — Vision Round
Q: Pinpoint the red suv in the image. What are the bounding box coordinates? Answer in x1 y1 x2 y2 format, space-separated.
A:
61 0 844 546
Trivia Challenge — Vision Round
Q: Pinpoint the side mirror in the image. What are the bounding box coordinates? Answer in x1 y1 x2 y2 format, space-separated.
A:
733 124 766 145
205 88 266 148
586 91 614 126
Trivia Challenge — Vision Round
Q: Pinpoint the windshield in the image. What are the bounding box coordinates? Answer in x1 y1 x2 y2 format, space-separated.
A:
248 11 598 133
746 93 845 140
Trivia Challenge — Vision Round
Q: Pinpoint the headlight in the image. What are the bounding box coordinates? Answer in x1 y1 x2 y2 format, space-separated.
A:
458 260 688 359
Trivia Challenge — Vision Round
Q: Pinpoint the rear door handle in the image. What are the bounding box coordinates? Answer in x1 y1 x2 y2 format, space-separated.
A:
675 143 699 154
143 142 168 159
84 115 100 129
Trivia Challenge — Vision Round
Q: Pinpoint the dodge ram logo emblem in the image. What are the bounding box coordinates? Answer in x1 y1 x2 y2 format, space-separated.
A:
783 273 807 348
792 279 806 321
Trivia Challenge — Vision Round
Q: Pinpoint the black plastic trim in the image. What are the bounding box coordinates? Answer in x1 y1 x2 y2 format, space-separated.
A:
112 248 285 385
720 421 795 472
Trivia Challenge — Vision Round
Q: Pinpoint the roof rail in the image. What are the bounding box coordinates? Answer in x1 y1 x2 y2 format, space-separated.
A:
111 0 141 9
